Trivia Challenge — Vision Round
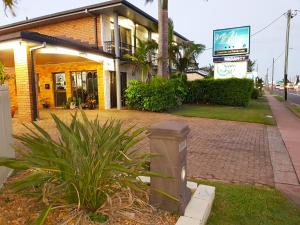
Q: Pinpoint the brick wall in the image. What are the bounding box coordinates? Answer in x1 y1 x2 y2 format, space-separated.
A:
28 16 102 48
4 67 17 109
36 61 105 109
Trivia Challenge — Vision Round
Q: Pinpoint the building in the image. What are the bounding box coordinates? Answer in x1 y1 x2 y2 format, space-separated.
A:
186 70 208 81
0 0 188 121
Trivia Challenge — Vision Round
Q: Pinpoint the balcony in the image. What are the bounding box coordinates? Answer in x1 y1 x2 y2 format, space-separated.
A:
103 41 133 58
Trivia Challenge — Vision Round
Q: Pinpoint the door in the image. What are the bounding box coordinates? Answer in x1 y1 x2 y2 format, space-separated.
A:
53 73 67 107
110 72 127 108
120 72 127 107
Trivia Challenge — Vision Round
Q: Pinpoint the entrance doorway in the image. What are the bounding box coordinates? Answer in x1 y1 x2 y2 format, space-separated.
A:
110 72 127 108
53 72 67 107
71 71 98 105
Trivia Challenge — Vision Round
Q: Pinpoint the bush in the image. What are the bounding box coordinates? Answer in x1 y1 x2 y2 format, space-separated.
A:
0 111 156 217
251 88 261 99
185 78 254 106
125 76 187 112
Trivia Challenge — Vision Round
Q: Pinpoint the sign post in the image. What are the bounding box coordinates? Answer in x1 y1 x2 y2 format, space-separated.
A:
213 26 251 79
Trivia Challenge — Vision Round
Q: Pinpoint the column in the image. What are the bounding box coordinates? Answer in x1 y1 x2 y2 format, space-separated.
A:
113 13 122 110
13 42 34 121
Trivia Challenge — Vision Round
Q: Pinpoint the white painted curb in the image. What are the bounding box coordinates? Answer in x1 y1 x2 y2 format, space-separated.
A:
137 177 215 225
176 185 215 225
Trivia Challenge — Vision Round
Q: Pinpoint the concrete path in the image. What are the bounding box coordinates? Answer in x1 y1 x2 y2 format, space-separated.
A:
266 94 300 206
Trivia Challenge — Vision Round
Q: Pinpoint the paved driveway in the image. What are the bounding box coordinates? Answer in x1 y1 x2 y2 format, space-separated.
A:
12 109 274 186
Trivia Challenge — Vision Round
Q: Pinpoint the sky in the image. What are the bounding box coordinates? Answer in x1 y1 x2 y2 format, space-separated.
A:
0 0 300 82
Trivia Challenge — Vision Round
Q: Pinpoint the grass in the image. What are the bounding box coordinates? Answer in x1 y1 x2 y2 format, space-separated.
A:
274 95 284 102
197 180 300 225
288 103 300 118
274 95 300 118
172 97 275 125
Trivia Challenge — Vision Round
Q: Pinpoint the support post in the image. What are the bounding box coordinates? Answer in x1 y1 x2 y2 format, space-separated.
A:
284 9 292 101
148 121 192 215
113 13 122 109
271 58 275 92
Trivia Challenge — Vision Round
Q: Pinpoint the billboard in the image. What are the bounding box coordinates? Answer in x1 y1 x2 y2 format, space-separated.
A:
213 26 250 57
214 61 248 79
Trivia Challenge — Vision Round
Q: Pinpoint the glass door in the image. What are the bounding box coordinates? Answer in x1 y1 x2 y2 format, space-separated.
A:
53 73 67 107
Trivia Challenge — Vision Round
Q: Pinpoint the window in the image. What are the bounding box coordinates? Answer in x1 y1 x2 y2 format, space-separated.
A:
71 71 98 104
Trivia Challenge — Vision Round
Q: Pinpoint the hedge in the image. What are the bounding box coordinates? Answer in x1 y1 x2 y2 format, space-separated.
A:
125 76 187 112
185 78 254 106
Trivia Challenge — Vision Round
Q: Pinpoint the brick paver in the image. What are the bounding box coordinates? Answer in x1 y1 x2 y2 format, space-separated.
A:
12 109 274 186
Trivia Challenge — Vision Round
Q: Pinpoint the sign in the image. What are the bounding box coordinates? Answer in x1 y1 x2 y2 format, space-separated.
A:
213 55 249 63
214 61 248 79
213 26 250 57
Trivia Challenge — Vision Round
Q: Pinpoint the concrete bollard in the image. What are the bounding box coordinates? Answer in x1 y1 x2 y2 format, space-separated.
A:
0 85 14 188
148 121 191 215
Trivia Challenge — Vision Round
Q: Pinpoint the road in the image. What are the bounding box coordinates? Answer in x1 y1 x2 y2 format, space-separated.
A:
274 89 300 105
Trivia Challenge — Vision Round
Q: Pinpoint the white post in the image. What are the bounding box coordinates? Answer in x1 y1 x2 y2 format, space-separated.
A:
0 85 14 188
114 13 122 110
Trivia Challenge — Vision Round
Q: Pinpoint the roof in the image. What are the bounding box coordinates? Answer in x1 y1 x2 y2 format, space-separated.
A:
0 0 189 42
0 31 113 58
187 70 209 77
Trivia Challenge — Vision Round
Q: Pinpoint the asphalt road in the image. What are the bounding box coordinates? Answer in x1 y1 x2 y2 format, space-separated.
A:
275 89 300 105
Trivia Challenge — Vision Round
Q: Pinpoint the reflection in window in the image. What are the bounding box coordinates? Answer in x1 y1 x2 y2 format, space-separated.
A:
71 71 98 104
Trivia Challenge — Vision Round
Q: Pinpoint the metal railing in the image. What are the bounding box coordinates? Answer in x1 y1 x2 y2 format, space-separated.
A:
103 41 134 57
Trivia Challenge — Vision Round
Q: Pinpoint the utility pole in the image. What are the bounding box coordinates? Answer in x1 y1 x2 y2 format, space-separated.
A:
284 9 292 101
271 57 275 92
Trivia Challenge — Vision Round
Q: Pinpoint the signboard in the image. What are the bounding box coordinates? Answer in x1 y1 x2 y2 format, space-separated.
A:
213 26 250 57
214 61 248 79
213 55 249 63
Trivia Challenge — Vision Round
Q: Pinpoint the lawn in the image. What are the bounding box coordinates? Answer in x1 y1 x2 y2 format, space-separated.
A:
198 180 300 225
172 97 275 125
274 95 300 118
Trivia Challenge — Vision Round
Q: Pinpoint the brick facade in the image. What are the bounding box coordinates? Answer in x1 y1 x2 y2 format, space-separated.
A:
36 61 105 109
28 16 102 48
13 45 33 121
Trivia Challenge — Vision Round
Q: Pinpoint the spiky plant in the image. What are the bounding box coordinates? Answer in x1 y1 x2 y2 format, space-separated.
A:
0 111 164 222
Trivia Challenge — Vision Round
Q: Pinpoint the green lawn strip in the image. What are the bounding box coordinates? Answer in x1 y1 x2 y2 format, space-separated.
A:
195 180 300 225
274 95 284 102
287 103 300 118
274 95 300 118
171 97 275 125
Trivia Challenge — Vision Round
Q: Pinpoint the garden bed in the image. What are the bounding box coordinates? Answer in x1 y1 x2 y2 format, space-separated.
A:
0 172 178 225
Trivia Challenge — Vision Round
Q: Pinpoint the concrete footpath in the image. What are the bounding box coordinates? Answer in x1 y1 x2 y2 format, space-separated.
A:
266 94 300 206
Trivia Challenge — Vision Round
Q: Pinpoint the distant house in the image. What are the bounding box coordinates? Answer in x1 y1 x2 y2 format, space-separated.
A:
186 70 208 81
0 0 188 121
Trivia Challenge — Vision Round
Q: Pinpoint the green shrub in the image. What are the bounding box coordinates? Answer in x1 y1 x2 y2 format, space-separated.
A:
185 78 254 106
0 111 158 216
125 76 187 112
251 88 261 99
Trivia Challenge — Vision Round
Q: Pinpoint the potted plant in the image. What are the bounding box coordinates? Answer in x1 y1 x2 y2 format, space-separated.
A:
40 97 50 109
11 106 17 118
86 94 97 110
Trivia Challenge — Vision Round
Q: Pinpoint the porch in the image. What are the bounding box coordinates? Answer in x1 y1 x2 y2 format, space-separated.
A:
0 32 115 121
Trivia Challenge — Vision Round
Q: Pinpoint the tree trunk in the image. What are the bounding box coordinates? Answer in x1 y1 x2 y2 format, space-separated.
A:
158 0 169 78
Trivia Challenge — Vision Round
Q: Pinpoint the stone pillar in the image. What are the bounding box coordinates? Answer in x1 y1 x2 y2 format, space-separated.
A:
13 43 34 121
113 13 122 110
148 121 191 215
0 85 14 187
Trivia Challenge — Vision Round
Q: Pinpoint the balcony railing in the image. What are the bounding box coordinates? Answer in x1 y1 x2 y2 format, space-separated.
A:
103 41 134 57
103 41 158 67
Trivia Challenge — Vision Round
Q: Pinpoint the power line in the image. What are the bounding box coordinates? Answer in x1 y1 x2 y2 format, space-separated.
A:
251 12 286 37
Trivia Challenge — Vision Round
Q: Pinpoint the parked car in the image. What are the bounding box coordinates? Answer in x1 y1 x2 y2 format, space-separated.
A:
294 84 300 91
286 83 294 90
275 84 281 89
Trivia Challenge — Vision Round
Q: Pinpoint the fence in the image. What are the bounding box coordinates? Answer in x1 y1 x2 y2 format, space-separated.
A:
0 85 14 188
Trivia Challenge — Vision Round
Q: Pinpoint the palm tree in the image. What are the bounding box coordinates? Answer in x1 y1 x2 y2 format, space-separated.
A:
2 0 16 15
123 39 158 82
146 0 169 78
247 59 256 72
172 42 205 74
